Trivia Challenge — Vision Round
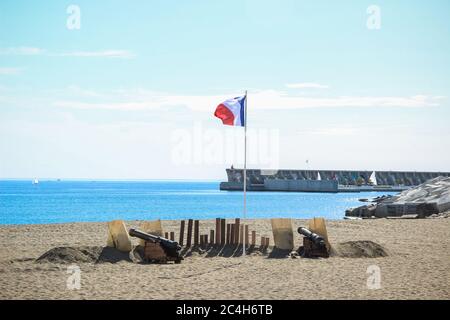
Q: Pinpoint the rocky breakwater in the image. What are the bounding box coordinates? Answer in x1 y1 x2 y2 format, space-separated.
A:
346 176 450 219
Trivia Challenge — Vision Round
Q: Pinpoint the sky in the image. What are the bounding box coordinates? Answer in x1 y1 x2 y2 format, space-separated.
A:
0 0 449 180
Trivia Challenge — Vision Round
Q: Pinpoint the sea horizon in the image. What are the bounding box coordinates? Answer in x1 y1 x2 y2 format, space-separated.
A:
0 178 223 182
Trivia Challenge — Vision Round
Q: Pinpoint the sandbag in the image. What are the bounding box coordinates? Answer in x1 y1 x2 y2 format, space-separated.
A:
308 217 331 251
106 220 132 252
270 218 294 250
139 220 164 246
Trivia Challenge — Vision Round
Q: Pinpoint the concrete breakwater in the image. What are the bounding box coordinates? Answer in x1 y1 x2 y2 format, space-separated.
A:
220 168 450 193
345 177 450 218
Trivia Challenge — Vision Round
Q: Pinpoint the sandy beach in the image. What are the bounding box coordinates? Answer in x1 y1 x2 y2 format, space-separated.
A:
1 218 449 300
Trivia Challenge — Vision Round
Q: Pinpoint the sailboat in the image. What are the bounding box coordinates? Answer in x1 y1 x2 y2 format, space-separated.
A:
369 171 377 186
32 178 39 185
317 172 322 181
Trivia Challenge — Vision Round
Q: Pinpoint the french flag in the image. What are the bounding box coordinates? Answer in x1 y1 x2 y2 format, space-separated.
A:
214 95 246 127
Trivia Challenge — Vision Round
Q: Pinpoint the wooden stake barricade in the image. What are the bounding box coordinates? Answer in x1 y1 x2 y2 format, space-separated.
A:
179 220 185 246
194 220 199 246
245 225 249 247
169 218 273 252
230 224 235 245
215 218 221 244
210 230 215 245
220 219 226 245
186 219 193 247
239 225 244 245
234 218 240 244
127 217 281 263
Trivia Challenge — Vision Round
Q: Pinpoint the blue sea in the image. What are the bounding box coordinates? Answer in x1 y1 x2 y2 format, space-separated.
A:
0 180 397 225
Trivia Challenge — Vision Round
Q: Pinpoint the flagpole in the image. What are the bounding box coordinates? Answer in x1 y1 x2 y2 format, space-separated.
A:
243 90 248 256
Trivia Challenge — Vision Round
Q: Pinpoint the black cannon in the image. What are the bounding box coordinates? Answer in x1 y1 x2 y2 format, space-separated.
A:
297 227 329 258
297 227 326 246
129 228 183 263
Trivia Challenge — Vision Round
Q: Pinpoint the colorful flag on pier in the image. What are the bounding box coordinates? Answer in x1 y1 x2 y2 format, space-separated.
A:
214 95 246 127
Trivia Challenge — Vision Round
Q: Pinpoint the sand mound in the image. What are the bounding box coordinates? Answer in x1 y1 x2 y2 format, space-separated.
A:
35 246 131 264
334 241 388 258
35 242 388 263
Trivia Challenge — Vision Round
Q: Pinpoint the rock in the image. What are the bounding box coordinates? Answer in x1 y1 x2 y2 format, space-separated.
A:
386 214 418 219
346 176 450 219
343 216 362 220
345 204 377 218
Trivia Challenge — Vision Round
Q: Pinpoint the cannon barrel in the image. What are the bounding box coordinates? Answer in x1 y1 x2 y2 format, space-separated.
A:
297 227 326 246
129 228 181 251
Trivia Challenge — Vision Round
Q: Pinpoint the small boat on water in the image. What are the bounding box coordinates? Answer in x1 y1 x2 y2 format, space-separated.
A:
32 179 39 185
370 171 377 185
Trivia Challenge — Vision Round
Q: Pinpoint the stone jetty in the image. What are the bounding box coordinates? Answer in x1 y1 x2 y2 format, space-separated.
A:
345 176 450 218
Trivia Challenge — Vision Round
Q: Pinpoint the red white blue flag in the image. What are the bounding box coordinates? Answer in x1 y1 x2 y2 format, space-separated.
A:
214 95 246 127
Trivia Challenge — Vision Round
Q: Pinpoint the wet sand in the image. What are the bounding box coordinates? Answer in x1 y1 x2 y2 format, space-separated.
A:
0 218 449 300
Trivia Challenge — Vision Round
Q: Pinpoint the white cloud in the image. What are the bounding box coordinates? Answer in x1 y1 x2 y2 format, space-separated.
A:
299 127 359 136
54 101 154 110
55 50 135 59
286 83 329 89
53 89 444 111
250 90 443 109
0 47 135 59
0 47 44 55
65 85 109 98
0 67 22 75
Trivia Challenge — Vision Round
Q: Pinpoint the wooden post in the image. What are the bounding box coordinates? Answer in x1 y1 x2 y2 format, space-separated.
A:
170 232 174 241
186 219 193 247
251 231 256 246
232 225 235 244
215 218 221 245
261 236 265 247
179 220 185 246
201 235 205 246
245 225 249 247
234 218 240 244
266 237 270 247
165 232 169 239
226 224 231 244
210 230 215 245
204 234 208 245
194 220 199 246
221 219 226 245
239 225 244 245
